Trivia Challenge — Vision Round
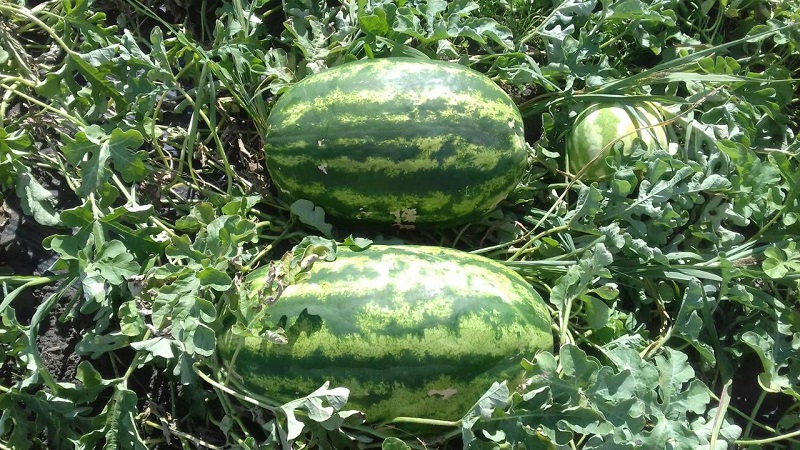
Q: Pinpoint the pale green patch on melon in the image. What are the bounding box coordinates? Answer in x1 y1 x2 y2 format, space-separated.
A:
280 155 443 175
355 298 455 332
390 207 418 228
271 177 326 197
316 188 449 222
440 144 503 171
282 251 525 301
446 174 520 213
567 102 669 180
326 112 413 126
416 191 452 213
362 156 440 176
339 372 507 421
322 188 450 217
415 136 448 155
273 88 517 129
269 140 310 151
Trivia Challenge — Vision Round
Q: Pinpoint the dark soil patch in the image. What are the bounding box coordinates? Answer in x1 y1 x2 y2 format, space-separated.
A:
36 291 90 382
730 353 795 432
0 194 184 445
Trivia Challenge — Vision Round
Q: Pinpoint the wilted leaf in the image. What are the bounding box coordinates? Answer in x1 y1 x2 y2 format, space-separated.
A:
342 235 373 250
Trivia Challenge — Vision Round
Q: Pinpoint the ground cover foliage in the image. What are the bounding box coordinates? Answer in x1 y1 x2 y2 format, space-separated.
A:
0 0 799 448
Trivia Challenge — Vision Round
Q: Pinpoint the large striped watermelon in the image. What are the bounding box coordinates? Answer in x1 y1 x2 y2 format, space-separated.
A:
218 245 553 423
566 102 669 180
264 58 529 229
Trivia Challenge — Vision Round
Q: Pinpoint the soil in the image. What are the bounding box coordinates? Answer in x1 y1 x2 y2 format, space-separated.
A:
3 2 795 446
0 195 180 442
2 188 794 448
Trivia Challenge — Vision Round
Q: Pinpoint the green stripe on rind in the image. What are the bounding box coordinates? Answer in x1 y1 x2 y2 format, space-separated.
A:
264 57 528 228
268 118 521 164
268 120 524 168
268 59 515 129
268 172 523 228
267 155 523 227
267 140 521 181
220 359 526 422
219 245 553 422
266 138 525 227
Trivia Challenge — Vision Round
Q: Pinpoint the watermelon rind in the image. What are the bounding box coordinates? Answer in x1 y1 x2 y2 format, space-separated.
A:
566 102 669 180
265 57 529 229
218 245 553 423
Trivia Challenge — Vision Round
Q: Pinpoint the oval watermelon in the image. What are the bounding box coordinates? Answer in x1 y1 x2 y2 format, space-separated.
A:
265 58 529 229
218 245 553 423
566 102 669 180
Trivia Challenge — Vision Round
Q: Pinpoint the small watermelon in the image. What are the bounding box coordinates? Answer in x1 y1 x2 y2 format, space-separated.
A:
218 245 553 423
566 102 669 180
264 57 529 229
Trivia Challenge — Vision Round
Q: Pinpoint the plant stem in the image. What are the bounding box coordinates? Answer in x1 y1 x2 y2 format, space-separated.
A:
142 419 224 450
386 417 459 428
736 428 800 446
508 223 571 261
742 390 767 439
242 217 299 271
193 363 279 410
0 275 67 317
0 85 85 125
640 323 674 360
560 295 575 346
0 4 71 56
121 330 152 383
0 274 65 285
709 380 732 450
708 391 782 436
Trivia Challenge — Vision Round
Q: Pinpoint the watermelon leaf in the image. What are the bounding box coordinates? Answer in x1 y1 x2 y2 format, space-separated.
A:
14 161 60 227
291 199 333 237
278 381 351 440
80 385 147 450
762 243 800 279
382 437 412 450
460 381 510 447
472 344 740 448
60 126 147 201
342 235 373 250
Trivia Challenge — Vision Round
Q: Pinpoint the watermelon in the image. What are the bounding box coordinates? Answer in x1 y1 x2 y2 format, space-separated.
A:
218 245 553 423
566 102 669 180
264 58 529 229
